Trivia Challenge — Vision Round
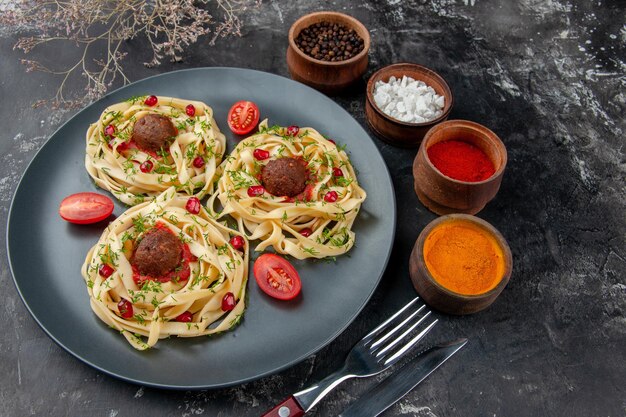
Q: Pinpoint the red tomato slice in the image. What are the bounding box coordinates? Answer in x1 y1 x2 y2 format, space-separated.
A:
253 253 302 300
59 192 114 224
227 100 260 135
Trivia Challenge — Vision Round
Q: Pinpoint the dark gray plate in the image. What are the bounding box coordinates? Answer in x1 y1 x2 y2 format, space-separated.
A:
7 68 396 389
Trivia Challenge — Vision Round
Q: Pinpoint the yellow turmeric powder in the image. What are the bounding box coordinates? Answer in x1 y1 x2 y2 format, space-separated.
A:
423 220 505 295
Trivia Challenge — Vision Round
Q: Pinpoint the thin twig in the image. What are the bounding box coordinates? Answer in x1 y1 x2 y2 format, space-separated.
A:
1 0 261 108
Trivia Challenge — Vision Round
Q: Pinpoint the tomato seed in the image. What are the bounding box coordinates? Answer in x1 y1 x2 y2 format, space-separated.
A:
144 95 158 106
117 299 133 319
185 104 196 117
267 268 293 291
186 197 201 214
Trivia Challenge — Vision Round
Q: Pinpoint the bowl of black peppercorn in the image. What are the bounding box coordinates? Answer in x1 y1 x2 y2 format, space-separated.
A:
287 11 370 94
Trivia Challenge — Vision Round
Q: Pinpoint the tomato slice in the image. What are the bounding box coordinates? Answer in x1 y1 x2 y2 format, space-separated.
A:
59 192 114 224
253 254 302 300
227 100 260 135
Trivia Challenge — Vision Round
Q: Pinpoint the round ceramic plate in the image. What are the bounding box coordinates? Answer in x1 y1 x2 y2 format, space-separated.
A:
7 68 396 389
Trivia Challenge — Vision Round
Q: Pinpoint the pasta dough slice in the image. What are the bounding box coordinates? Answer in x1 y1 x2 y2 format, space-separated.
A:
85 96 225 205
209 121 366 260
82 187 247 350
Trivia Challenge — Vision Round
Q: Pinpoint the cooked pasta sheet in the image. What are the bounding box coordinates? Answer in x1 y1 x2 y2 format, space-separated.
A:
85 96 225 205
82 187 248 350
209 121 367 259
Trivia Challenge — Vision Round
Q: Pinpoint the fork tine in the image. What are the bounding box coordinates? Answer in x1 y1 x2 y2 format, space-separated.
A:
363 297 420 340
375 311 432 357
370 304 426 350
381 318 439 366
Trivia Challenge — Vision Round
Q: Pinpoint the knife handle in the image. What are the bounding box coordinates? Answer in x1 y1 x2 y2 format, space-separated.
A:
261 396 305 417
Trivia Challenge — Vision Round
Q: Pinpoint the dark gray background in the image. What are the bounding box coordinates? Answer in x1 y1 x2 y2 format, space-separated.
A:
1 1 624 416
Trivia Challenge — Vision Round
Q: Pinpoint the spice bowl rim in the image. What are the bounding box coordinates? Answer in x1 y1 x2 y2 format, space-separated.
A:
413 213 512 301
366 62 454 128
287 11 371 68
419 119 508 185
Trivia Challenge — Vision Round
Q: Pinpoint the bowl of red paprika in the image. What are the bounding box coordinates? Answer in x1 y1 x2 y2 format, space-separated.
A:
412 119 507 215
409 214 512 315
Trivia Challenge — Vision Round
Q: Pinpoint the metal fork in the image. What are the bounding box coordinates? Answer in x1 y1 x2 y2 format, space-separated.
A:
261 297 438 417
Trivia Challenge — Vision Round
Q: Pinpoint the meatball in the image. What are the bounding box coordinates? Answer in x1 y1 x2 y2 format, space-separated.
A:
132 114 178 153
261 157 308 197
133 227 182 277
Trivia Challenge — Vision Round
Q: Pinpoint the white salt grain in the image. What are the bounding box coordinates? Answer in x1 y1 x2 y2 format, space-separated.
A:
373 75 445 123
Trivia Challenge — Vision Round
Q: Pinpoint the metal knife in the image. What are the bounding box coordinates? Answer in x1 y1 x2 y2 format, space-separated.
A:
338 338 468 417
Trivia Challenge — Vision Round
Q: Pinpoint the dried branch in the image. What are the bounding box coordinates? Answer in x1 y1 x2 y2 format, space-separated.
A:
1 0 261 108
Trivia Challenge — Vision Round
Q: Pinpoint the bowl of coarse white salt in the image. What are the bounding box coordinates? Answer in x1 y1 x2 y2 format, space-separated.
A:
365 63 453 147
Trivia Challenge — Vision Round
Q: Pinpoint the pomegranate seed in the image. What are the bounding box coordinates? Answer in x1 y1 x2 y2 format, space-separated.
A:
116 141 129 152
192 156 205 168
175 311 193 322
104 124 116 138
324 191 338 203
140 160 153 173
253 148 270 160
328 139 336 145
117 299 133 319
300 228 313 237
333 167 344 177
185 104 196 117
247 185 265 197
99 264 114 278
186 197 201 214
229 235 245 251
144 95 158 106
222 292 236 311
287 125 300 136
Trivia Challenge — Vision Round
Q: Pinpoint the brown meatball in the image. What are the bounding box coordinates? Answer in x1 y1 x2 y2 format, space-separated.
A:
132 114 178 153
261 157 308 197
133 227 182 277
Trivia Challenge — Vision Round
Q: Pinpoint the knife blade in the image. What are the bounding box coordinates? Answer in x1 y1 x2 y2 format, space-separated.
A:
338 338 468 417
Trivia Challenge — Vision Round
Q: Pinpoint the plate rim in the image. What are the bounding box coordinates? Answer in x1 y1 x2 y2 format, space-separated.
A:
6 67 397 389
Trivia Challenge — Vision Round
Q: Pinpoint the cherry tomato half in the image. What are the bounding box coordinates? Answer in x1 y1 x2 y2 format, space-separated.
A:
227 100 260 135
59 192 114 224
253 254 302 300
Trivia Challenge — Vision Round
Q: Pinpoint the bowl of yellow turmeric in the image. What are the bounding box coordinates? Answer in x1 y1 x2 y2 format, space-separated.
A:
409 214 512 315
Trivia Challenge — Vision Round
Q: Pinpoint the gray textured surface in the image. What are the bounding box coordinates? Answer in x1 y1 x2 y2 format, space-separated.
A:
1 1 625 416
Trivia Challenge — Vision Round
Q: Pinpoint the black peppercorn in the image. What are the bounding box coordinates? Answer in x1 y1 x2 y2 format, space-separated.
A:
295 21 365 62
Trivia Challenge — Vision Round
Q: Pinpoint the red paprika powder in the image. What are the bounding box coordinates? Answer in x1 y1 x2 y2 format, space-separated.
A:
427 140 495 182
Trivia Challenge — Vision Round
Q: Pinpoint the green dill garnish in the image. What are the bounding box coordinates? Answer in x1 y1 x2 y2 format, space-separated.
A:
302 246 319 256
227 170 255 190
335 176 353 187
126 95 146 104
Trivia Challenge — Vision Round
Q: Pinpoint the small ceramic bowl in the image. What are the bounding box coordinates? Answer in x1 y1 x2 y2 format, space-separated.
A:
409 214 513 315
413 119 507 215
365 63 453 147
287 11 370 94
